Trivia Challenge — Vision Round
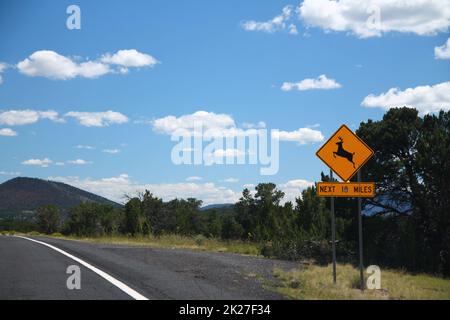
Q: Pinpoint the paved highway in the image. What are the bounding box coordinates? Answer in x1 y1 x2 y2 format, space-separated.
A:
0 235 296 300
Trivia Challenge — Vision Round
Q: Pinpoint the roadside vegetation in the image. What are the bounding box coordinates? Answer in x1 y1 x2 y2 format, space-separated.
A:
1 108 449 280
271 264 450 300
9 231 260 256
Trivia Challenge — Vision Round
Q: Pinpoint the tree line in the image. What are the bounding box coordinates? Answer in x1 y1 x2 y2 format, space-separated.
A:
3 108 449 276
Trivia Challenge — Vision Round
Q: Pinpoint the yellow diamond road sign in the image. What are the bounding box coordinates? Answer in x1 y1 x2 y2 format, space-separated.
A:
316 125 374 182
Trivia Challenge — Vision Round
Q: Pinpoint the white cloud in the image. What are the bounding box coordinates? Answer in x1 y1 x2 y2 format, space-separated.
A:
22 158 52 168
222 178 239 183
361 80 450 114
279 179 315 204
0 62 7 84
153 110 324 147
67 159 92 165
435 38 450 59
77 61 111 78
0 109 63 126
298 0 450 38
242 5 298 35
288 24 299 35
273 128 324 144
49 174 240 205
242 121 266 129
281 75 342 91
186 176 202 182
0 109 128 127
0 128 17 137
101 49 159 68
17 50 110 80
76 145 95 150
55 162 65 166
17 49 158 80
38 110 63 122
152 111 236 136
102 149 120 154
65 110 129 127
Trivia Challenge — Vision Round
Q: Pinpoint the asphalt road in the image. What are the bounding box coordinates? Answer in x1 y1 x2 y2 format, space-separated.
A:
0 235 297 300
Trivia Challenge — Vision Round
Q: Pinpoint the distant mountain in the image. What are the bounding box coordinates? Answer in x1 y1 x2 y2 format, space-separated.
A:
200 203 235 211
0 177 121 219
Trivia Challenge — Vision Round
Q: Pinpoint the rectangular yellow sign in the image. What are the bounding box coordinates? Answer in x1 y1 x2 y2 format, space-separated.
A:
316 182 375 198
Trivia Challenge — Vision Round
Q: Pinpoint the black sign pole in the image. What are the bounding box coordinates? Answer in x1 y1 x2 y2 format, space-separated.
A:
330 169 337 284
357 169 364 291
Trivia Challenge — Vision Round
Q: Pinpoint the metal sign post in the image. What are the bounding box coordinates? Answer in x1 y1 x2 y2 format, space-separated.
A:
330 170 337 285
357 170 364 291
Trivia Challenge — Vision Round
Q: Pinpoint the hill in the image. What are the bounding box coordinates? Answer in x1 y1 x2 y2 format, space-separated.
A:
200 203 235 214
0 177 121 219
200 203 234 211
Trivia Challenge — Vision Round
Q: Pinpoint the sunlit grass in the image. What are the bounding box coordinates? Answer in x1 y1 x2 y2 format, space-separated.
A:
30 232 261 256
272 263 450 300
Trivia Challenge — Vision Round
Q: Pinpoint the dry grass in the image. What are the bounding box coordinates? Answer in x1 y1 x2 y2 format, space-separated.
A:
42 233 260 256
272 263 450 300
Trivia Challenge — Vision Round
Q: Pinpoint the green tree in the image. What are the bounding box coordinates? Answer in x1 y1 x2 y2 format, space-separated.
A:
165 198 203 235
67 203 117 236
235 188 257 239
124 198 144 236
253 183 285 241
100 208 123 235
221 214 243 239
205 210 222 238
141 191 167 236
415 111 450 274
357 107 422 215
36 204 60 234
295 186 328 240
357 107 450 275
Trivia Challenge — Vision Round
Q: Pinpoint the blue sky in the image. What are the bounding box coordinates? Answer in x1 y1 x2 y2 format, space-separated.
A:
1 0 449 205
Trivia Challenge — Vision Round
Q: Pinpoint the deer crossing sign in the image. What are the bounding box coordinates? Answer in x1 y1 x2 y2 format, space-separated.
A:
316 125 374 182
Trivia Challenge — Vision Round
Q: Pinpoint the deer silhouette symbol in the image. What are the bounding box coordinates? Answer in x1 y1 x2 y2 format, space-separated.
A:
333 137 356 168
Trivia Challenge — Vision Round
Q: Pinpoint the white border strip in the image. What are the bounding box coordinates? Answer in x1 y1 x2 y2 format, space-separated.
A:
15 236 149 300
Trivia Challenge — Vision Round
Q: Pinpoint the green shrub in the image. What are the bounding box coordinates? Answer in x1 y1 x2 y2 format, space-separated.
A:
260 242 274 258
51 232 64 237
27 231 41 236
261 240 301 260
272 240 302 260
194 234 207 246
0 230 17 235
350 273 365 290
289 280 301 289
261 238 334 263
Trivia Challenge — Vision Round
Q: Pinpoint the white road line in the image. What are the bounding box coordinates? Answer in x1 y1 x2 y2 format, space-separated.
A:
15 236 149 301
